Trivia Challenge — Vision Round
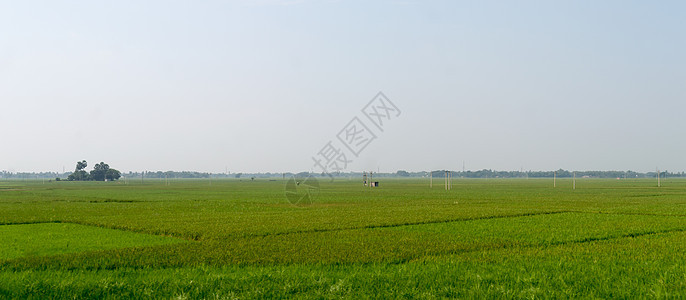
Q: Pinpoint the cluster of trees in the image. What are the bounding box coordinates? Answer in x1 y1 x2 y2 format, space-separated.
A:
66 160 121 181
396 170 411 177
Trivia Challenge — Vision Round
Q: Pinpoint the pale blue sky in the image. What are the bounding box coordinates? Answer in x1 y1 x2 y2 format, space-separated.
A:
1 0 684 173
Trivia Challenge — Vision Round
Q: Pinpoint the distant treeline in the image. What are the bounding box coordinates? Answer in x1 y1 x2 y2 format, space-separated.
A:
0 171 71 179
394 169 682 179
0 171 214 180
282 170 685 179
1 169 684 180
131 171 211 179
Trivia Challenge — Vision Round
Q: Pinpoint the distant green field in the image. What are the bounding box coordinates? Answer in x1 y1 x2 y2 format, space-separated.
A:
1 178 686 298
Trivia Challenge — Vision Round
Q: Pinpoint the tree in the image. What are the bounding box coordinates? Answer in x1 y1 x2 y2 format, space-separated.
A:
105 169 121 181
90 162 110 181
68 160 90 181
396 170 410 177
67 160 122 181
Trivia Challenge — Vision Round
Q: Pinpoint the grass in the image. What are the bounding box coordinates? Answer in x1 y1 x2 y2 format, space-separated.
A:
1 178 686 298
0 223 187 261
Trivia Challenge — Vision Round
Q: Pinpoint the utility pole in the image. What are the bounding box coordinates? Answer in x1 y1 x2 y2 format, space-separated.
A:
449 171 452 190
445 170 448 191
553 171 556 188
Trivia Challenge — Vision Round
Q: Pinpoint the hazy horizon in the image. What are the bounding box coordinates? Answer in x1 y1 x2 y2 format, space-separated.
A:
2 1 684 174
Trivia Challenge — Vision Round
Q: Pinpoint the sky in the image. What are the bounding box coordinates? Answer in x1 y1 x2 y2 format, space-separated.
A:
1 0 684 174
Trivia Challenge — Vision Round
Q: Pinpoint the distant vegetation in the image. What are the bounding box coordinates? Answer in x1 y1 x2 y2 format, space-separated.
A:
66 160 121 181
394 169 680 179
0 169 683 180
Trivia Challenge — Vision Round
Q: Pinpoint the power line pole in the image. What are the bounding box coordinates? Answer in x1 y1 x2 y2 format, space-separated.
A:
553 170 556 188
444 170 448 191
449 171 452 190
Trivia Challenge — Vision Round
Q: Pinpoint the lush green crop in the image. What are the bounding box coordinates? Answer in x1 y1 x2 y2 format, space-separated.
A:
0 223 186 260
1 178 686 298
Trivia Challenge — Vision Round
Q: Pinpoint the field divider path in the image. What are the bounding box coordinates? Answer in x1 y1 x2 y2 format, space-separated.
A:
405 226 686 265
0 220 64 226
571 210 686 218
0 220 201 241
247 210 572 238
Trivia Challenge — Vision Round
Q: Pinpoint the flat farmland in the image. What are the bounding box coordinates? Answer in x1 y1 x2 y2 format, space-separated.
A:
2 178 686 298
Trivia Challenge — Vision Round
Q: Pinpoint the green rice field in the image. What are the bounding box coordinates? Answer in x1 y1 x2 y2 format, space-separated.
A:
1 178 686 298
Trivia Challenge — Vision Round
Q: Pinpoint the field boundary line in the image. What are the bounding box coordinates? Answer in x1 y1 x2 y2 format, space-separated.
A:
0 220 199 241
406 226 686 264
572 211 686 218
0 220 63 226
249 210 572 238
561 227 686 244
